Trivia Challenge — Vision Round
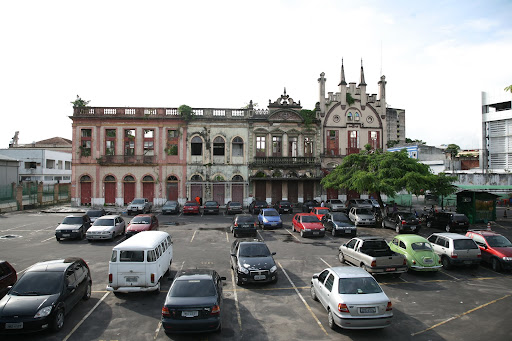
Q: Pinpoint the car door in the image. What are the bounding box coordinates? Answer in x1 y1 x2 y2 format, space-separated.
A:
230 240 239 269
319 273 335 310
343 239 358 265
64 267 81 310
314 269 330 308
73 262 88 298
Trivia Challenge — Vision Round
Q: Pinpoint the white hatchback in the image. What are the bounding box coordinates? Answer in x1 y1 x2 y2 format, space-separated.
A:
86 215 126 241
348 207 376 226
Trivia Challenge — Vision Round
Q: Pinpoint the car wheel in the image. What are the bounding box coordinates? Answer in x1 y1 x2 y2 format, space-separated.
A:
234 232 238 238
327 309 337 330
56 236 61 242
426 221 432 228
52 308 65 331
492 257 502 272
441 256 451 270
395 224 400 234
338 252 345 264
310 284 318 301
445 224 451 232
110 233 115 241
83 281 91 300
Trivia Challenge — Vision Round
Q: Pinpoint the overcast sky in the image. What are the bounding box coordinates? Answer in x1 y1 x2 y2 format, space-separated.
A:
1 0 511 150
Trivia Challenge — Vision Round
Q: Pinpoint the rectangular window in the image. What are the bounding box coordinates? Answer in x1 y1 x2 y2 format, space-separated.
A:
81 129 92 157
46 159 55 169
167 129 179 156
304 137 313 157
65 161 71 170
272 136 282 157
256 136 266 157
369 131 380 150
57 160 63 169
105 129 116 155
124 129 135 156
327 130 339 156
143 129 154 156
288 137 297 157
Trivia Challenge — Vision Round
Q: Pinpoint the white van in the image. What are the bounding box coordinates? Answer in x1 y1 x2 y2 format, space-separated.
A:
107 231 173 294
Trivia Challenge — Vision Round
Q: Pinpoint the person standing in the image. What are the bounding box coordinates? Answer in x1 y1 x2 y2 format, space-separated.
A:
320 201 325 207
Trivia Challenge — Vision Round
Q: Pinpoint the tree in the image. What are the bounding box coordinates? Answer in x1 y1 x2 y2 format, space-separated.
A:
178 105 194 121
429 172 457 210
405 138 427 145
71 95 90 108
299 109 316 127
505 85 512 93
445 144 460 172
321 150 434 215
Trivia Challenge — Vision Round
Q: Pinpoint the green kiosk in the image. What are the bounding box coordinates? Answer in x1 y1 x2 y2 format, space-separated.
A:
456 190 498 224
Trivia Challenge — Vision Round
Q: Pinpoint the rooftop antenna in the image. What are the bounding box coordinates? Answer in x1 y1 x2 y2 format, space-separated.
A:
380 40 383 76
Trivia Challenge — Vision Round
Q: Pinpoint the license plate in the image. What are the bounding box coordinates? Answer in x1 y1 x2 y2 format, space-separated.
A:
182 310 198 317
424 258 433 264
125 276 138 282
62 234 70 237
283 209 289 211
385 268 396 272
411 226 416 230
360 307 376 313
5 322 23 329
464 261 472 264
459 223 465 226
345 230 351 233
254 275 266 280
313 232 319 235
271 223 277 226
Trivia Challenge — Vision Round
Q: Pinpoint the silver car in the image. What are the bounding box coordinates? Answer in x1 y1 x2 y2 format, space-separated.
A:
310 267 393 330
325 199 344 212
86 215 126 241
427 233 481 269
348 207 376 226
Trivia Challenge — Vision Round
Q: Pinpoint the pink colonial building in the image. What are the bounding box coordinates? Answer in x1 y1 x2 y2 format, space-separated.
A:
70 107 187 207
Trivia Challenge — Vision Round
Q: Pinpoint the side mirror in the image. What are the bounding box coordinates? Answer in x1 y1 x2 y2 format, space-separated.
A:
230 253 236 256
220 276 227 281
312 274 319 279
67 284 75 291
272 252 276 255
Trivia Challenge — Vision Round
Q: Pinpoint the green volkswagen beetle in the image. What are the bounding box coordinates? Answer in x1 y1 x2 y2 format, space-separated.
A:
388 234 442 272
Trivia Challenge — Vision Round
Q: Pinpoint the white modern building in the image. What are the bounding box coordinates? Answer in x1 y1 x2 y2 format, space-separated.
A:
0 149 72 184
481 90 512 171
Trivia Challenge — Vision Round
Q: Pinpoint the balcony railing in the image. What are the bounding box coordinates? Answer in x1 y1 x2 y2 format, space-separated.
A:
250 156 320 168
97 155 157 165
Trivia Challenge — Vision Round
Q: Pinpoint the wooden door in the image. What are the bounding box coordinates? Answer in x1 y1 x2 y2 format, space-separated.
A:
124 182 135 205
80 182 91 205
104 182 115 204
255 181 266 201
143 182 154 201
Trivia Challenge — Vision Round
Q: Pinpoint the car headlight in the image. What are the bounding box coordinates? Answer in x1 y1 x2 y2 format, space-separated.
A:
503 257 512 261
320 228 325 231
34 306 52 318
263 218 269 223
238 265 249 274
304 228 311 232
270 265 277 273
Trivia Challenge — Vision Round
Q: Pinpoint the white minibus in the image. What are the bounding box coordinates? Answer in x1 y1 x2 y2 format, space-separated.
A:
107 231 173 294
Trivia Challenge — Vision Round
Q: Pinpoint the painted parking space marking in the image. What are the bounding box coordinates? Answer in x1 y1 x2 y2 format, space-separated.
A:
411 294 511 336
190 230 198 242
319 257 331 268
230 269 243 331
440 269 459 280
278 261 328 336
41 236 55 243
63 292 109 341
283 227 302 242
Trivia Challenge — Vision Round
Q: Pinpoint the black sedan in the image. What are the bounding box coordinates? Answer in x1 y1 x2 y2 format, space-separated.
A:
226 201 243 215
203 201 220 215
301 200 319 213
161 269 225 334
162 200 180 215
230 239 278 285
0 258 91 334
230 214 257 238
273 200 293 214
321 212 357 237
249 200 269 215
383 211 421 233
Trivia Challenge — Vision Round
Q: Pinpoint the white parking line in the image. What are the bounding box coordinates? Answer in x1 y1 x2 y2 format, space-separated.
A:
190 230 197 243
40 236 55 243
319 257 331 268
284 227 302 242
6 222 39 231
257 230 264 241
62 292 109 341
230 270 242 331
440 270 459 280
277 262 328 336
226 231 229 242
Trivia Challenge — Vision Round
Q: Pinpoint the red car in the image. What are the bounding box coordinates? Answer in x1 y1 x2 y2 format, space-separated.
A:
183 201 200 215
292 213 325 238
0 260 17 299
126 214 159 238
311 207 330 221
465 230 512 272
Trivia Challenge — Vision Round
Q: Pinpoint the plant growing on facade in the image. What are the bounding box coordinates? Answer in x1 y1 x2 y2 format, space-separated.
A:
71 95 90 108
299 109 316 128
346 93 355 106
178 105 194 121
165 144 178 155
505 85 512 93
79 146 91 157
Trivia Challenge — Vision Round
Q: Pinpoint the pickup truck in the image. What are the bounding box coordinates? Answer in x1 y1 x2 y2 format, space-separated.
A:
127 198 152 215
338 236 408 277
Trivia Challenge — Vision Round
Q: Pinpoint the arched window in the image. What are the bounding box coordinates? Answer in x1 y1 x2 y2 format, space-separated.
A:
104 175 115 182
80 175 91 182
191 136 202 156
213 136 225 156
232 136 244 157
232 175 244 182
347 112 353 121
123 175 135 182
142 175 154 182
191 174 203 181
167 175 178 181
355 112 360 121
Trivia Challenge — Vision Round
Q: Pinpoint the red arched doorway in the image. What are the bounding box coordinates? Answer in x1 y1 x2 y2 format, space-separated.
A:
123 175 136 205
80 175 92 205
142 175 155 201
166 175 179 201
104 175 116 205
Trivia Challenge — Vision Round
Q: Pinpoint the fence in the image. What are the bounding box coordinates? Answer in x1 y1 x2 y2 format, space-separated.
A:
0 182 71 213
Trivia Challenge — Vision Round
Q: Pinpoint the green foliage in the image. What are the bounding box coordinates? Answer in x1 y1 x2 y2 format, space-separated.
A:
445 144 460 158
405 138 427 145
71 95 90 108
165 144 178 155
504 85 512 93
178 105 194 121
387 140 399 148
346 93 355 105
299 109 316 127
321 150 455 211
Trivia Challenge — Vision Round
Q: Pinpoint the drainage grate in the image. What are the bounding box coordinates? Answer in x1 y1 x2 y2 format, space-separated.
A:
164 222 180 226
0 235 22 239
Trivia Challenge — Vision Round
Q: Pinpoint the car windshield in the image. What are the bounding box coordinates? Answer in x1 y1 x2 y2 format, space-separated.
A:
329 200 342 204
94 218 115 226
279 201 291 205
169 279 216 297
453 239 479 250
237 216 255 223
264 210 279 217
62 217 84 224
255 201 267 206
131 217 150 224
331 213 350 222
411 242 433 251
356 209 372 215
11 271 63 296
205 202 218 206
87 210 104 217
355 200 368 204
302 215 321 223
338 277 382 295
486 235 512 247
132 199 145 204
239 244 271 257
317 209 329 215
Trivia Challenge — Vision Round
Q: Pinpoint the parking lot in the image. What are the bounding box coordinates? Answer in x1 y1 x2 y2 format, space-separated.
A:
1 207 511 341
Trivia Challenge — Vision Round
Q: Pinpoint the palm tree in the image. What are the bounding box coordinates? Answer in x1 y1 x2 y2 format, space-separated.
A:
445 144 460 173
505 85 512 93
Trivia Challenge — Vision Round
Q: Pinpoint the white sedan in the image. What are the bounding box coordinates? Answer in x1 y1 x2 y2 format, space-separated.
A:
86 215 125 241
348 207 376 227
310 267 393 330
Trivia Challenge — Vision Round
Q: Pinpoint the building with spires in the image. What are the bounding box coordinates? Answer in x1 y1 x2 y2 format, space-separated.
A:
316 61 389 199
